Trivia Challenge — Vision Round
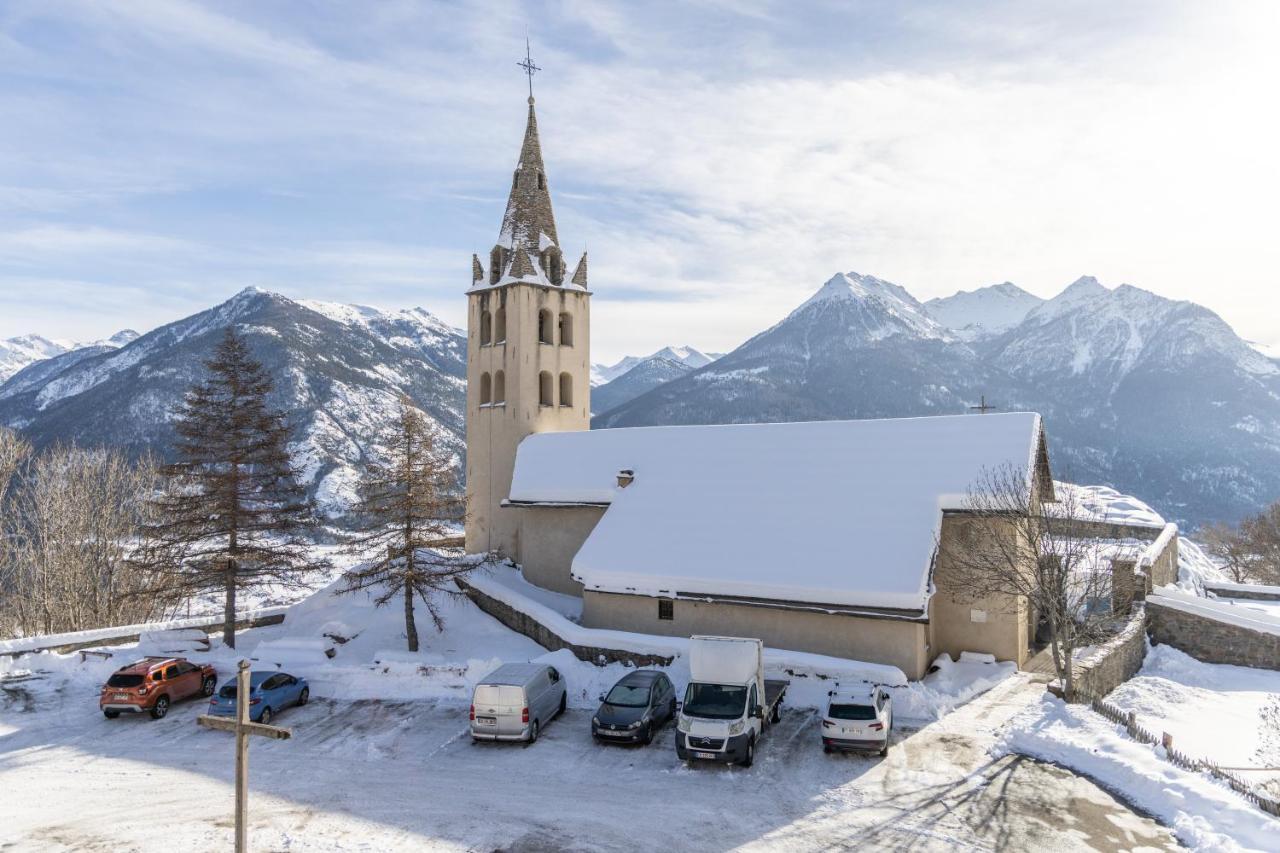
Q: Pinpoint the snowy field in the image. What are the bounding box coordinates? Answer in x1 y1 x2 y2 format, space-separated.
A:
0 578 1184 851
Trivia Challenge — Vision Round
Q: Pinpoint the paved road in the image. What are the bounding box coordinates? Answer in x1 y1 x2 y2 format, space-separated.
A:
0 669 1179 851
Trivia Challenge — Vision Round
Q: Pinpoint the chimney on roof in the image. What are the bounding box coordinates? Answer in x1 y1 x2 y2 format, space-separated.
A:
616 469 634 489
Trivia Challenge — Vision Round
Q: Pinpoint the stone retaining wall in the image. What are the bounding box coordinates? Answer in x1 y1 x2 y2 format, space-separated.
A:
1147 598 1280 670
457 578 673 668
1069 606 1149 700
1204 582 1280 602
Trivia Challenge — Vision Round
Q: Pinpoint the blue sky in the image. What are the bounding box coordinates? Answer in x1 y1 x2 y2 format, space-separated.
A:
2 1 1278 362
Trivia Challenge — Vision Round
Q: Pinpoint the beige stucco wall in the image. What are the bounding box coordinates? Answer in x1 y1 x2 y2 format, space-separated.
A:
582 591 932 680
465 282 591 558
515 505 605 596
930 514 1032 668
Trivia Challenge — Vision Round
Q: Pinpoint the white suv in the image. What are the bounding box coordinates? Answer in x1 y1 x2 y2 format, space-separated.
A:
821 684 892 756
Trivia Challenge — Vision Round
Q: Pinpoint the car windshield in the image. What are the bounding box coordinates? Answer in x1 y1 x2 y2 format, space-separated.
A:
682 683 747 719
106 674 144 688
603 683 650 707
828 703 876 721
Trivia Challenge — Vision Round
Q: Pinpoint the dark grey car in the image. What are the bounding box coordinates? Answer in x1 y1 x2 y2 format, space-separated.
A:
591 670 677 745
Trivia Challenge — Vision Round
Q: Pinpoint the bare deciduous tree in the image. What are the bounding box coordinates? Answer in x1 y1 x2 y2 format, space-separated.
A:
145 328 323 648
1198 502 1280 587
940 465 1136 701
1200 521 1261 584
340 395 475 652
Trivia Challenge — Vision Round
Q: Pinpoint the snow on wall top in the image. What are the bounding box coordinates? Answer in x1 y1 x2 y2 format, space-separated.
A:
1049 482 1166 528
510 412 1044 612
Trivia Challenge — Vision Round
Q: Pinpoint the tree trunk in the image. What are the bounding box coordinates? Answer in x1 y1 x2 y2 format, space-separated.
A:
224 557 237 649
404 552 419 652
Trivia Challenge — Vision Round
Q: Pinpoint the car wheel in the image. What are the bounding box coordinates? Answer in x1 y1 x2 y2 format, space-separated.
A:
558 693 566 716
741 736 755 768
201 676 215 697
528 720 539 743
879 741 889 757
103 710 120 719
150 696 169 720
260 707 272 725
641 722 653 745
297 687 309 707
771 704 780 724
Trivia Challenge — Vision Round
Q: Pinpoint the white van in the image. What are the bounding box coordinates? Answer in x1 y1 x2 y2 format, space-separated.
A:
470 663 567 743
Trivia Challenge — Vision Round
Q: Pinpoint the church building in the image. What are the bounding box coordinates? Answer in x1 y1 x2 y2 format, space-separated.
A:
464 93 1050 680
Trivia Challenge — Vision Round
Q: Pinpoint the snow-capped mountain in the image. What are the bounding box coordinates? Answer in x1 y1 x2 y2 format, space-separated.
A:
0 289 465 518
591 345 721 386
595 271 990 428
924 282 1043 340
592 356 694 415
597 271 1280 527
0 330 138 383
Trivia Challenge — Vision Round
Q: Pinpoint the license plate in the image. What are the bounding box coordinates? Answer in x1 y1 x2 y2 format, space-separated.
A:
476 716 496 725
600 729 627 737
694 751 717 760
113 693 128 700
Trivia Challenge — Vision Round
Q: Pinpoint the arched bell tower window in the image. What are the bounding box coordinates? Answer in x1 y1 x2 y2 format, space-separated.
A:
558 312 573 347
489 246 505 285
493 370 505 404
538 310 553 344
559 373 573 408
538 371 553 406
479 310 492 345
494 307 506 343
479 372 492 405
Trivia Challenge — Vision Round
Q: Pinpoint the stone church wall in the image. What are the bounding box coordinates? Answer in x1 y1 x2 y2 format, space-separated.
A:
515 504 604 596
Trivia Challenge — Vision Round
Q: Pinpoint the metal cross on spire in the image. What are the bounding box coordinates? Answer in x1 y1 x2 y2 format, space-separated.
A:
517 37 541 99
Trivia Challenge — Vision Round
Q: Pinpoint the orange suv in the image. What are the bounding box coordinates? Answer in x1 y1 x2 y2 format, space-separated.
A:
100 657 218 720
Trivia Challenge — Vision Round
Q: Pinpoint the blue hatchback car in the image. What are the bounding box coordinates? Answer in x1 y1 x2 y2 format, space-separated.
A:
208 671 309 724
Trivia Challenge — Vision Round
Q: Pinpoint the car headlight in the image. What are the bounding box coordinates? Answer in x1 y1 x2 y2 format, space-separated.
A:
728 721 745 736
592 716 600 726
627 719 644 729
677 714 690 732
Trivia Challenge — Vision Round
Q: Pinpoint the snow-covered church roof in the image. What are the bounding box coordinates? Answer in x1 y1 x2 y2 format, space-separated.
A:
508 412 1047 614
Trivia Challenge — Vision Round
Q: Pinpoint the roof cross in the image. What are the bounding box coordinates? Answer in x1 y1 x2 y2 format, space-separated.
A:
518 37 541 99
970 394 998 414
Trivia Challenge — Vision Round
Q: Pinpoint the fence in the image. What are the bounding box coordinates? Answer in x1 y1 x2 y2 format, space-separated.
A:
1086 693 1280 818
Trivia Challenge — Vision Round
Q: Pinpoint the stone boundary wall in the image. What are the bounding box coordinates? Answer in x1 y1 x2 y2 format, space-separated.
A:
1147 597 1280 670
456 577 673 668
1047 517 1163 542
0 611 287 659
1204 582 1280 602
1067 606 1149 701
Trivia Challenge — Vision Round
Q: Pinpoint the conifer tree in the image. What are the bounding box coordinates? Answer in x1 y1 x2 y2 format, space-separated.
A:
148 327 321 648
341 394 473 652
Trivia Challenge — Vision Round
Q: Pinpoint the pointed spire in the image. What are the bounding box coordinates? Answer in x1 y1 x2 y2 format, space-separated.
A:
472 254 484 284
505 248 536 281
571 251 588 288
497 98 559 256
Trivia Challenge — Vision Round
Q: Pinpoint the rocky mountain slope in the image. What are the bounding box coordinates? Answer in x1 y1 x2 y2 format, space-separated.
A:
0 289 465 517
591 356 694 415
0 330 138 383
591 345 720 386
597 273 1280 527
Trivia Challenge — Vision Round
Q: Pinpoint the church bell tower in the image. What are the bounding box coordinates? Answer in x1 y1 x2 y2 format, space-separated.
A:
465 88 591 558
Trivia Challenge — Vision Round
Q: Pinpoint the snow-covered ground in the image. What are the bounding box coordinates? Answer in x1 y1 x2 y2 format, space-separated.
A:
998 643 1280 852
0 576 1180 851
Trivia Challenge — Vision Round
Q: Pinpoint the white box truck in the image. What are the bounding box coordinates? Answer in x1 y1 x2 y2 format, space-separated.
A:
675 636 788 767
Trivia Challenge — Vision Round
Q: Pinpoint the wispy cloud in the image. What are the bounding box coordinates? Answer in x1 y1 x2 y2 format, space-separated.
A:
1 0 1278 359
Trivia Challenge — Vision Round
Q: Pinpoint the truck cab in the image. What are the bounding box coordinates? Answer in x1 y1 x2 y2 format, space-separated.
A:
675 636 787 768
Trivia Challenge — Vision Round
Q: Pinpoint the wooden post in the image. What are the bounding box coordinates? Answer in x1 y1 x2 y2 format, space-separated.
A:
236 660 249 853
197 660 292 853
1162 731 1174 751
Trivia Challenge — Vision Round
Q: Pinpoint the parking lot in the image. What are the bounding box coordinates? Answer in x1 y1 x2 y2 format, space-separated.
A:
0 667 1179 851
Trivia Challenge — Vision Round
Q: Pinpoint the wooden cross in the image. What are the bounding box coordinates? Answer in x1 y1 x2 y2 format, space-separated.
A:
197 659 292 853
970 394 998 414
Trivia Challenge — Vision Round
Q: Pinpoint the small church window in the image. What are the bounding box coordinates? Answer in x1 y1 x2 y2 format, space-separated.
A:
559 372 573 408
493 370 505 404
479 372 492 405
494 307 506 343
538 371 553 406
537 172 545 190
479 311 492 345
538 310 553 344
658 600 673 621
558 312 573 346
